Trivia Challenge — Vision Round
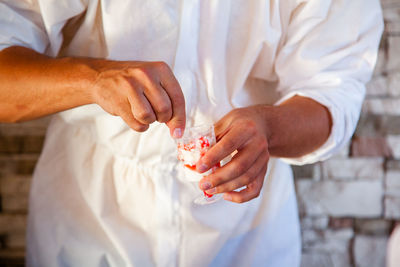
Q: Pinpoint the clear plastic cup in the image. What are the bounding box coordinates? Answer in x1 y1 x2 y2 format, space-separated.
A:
176 124 222 205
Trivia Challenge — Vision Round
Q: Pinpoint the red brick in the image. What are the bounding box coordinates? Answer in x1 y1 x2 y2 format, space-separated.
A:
0 155 39 176
0 214 26 235
0 135 45 154
0 118 50 136
354 219 392 235
350 136 393 157
4 233 25 249
0 249 25 266
1 195 29 213
0 177 31 195
329 218 354 229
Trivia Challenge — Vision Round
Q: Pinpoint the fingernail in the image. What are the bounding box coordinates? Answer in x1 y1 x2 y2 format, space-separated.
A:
201 182 212 190
198 164 208 173
206 187 216 194
173 128 182 139
223 194 232 201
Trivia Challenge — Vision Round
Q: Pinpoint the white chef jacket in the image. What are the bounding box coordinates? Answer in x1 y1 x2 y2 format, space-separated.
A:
388 226 400 267
0 0 383 266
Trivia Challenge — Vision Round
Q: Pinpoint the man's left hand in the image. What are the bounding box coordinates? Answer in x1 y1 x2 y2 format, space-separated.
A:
196 106 270 203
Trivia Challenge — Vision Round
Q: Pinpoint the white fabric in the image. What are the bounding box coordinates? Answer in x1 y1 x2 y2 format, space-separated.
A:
387 226 400 267
0 0 383 266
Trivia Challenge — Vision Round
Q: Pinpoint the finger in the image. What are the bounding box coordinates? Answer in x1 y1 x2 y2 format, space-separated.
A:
129 66 173 123
143 83 172 123
119 102 149 132
204 151 269 194
157 62 186 138
196 126 255 173
199 138 265 190
128 85 157 125
223 164 267 203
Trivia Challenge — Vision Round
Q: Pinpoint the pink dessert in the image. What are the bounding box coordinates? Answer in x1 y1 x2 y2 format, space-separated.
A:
177 136 211 171
176 125 217 198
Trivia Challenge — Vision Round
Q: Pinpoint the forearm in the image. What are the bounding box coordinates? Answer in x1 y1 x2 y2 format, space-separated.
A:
263 95 332 158
0 46 95 122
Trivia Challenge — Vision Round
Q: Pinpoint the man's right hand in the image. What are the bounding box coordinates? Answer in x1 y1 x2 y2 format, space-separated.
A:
90 60 185 138
0 46 185 138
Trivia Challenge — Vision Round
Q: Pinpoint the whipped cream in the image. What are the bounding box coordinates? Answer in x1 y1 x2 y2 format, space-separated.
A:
177 135 213 169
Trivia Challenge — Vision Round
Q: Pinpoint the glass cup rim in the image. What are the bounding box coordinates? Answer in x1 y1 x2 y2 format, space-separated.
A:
175 124 215 144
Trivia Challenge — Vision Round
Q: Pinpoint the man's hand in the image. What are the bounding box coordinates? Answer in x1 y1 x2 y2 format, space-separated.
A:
195 96 332 204
196 107 270 203
91 60 185 137
0 46 185 138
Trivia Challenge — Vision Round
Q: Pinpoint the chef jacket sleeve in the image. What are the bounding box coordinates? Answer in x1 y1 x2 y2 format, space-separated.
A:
0 0 86 56
0 0 49 53
273 0 383 165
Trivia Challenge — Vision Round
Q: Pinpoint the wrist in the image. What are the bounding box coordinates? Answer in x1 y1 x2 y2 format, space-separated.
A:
58 57 100 105
259 96 333 158
257 104 281 155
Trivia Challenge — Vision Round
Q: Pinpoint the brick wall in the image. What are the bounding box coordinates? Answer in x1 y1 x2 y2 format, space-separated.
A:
0 118 48 266
296 0 400 266
0 1 398 266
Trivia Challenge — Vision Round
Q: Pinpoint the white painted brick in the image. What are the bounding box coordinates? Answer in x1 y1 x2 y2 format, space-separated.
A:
322 158 384 180
384 197 400 218
388 36 400 70
362 98 400 116
300 216 329 230
353 235 388 267
380 0 400 5
329 253 352 267
387 135 400 158
301 230 354 266
296 180 383 217
300 252 331 267
381 0 400 7
324 228 354 240
366 75 388 96
385 170 400 196
388 72 400 97
301 252 351 267
302 229 353 253
331 143 350 158
383 6 400 33
386 21 400 33
383 5 400 21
